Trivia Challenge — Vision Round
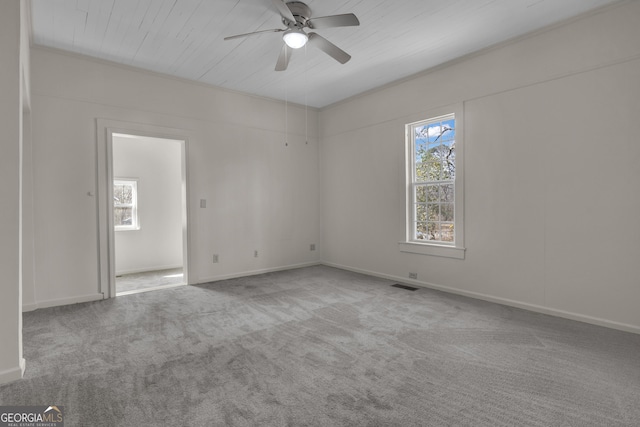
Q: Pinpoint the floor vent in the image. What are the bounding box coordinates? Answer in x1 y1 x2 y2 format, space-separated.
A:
391 284 419 291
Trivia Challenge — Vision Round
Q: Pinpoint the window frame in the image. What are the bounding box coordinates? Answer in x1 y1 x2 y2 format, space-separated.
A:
399 106 465 259
113 178 140 231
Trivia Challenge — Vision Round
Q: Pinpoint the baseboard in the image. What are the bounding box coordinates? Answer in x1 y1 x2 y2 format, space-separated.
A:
23 263 322 309
0 362 25 386
117 283 185 297
22 302 38 312
322 262 640 335
116 264 183 276
25 293 105 311
196 261 322 285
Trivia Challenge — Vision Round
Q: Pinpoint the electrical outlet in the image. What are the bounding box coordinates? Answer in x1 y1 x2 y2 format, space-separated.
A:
310 244 316 251
254 250 258 258
212 254 219 263
409 272 418 279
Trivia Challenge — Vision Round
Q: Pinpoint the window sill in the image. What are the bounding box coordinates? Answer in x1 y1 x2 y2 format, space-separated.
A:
115 227 140 232
398 242 465 260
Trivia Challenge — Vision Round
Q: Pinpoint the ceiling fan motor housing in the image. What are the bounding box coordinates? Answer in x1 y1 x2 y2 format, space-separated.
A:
283 1 312 28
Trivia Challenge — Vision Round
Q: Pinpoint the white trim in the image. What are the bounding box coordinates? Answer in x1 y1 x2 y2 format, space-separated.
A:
322 262 640 335
96 119 192 299
0 363 25 385
195 262 321 285
24 293 104 311
117 283 185 297
22 302 38 312
398 242 465 259
115 264 183 276
24 264 318 308
23 293 105 312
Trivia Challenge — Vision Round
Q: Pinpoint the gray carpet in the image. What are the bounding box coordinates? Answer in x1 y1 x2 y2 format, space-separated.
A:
116 268 184 293
1 266 639 426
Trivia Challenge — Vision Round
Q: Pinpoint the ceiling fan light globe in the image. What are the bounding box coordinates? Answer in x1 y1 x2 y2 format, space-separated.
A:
283 30 308 49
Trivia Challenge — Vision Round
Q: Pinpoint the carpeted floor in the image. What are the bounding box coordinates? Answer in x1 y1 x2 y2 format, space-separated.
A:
116 268 184 293
1 266 639 426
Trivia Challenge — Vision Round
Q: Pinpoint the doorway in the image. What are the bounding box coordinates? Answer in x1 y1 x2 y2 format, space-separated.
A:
96 120 190 299
112 133 186 295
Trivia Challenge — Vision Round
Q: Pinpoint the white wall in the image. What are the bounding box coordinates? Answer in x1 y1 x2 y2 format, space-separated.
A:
319 2 640 332
29 46 320 308
113 135 183 275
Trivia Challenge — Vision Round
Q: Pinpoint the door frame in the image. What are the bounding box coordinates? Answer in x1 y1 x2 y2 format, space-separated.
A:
96 119 191 298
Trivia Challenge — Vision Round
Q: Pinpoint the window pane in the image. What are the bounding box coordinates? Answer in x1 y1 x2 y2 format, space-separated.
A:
414 125 428 140
427 222 438 240
441 223 454 242
441 203 454 222
433 224 442 241
444 145 455 179
416 222 428 240
114 207 132 226
440 119 455 141
415 140 427 162
427 123 447 143
427 185 439 203
427 161 442 181
113 185 124 203
415 204 427 222
440 184 454 202
114 184 133 204
416 162 429 182
428 204 440 221
415 185 427 203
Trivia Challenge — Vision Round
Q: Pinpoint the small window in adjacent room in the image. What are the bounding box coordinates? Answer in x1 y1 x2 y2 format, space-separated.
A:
114 179 139 231
400 110 465 259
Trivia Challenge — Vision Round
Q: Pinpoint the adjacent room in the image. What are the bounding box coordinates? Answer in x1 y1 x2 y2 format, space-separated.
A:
1 0 639 425
111 133 186 295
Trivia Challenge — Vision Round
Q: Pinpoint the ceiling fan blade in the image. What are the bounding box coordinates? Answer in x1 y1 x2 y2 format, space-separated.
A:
308 13 360 29
275 43 292 71
307 32 351 64
224 28 284 41
271 0 296 23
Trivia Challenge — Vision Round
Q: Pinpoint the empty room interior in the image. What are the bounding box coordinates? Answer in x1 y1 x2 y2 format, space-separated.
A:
1 0 639 425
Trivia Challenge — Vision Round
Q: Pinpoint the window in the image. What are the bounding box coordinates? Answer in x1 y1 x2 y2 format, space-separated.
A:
400 110 465 259
412 114 456 242
113 179 139 231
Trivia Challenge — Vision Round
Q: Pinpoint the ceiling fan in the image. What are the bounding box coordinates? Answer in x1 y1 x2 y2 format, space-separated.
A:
224 0 360 71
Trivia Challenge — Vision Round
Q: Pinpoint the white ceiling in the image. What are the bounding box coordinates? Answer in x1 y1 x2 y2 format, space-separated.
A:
30 0 618 108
